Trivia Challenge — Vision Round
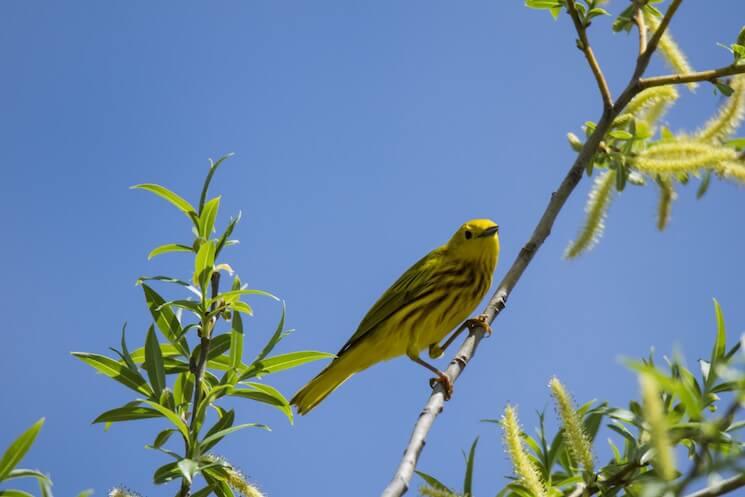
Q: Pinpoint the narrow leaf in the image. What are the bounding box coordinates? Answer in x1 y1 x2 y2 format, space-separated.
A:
147 244 193 260
199 196 221 238
93 405 162 424
240 351 335 380
200 423 269 451
463 437 478 496
131 184 196 219
141 400 190 442
72 352 154 397
0 419 44 481
145 326 167 396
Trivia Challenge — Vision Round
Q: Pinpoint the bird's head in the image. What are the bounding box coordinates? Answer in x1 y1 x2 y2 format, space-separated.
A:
446 218 500 262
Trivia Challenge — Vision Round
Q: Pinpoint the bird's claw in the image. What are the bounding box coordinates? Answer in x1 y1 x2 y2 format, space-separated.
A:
466 313 492 336
429 372 453 400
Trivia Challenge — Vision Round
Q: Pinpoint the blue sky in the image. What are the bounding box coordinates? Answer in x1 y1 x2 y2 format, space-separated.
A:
2 1 745 496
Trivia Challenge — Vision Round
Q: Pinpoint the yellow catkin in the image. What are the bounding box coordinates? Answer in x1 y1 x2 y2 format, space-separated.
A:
565 170 616 259
656 178 676 231
623 87 679 119
719 161 745 183
109 488 140 497
501 405 547 497
634 141 738 174
696 75 745 143
548 378 594 472
645 14 697 91
640 374 676 480
203 455 265 497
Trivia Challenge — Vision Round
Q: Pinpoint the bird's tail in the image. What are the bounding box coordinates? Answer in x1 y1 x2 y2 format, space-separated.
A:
290 354 356 415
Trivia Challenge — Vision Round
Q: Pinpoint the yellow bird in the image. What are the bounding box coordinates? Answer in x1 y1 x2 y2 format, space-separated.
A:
291 219 500 415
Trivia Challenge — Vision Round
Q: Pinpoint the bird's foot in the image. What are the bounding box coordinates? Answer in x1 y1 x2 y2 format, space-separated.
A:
466 313 492 336
429 372 453 400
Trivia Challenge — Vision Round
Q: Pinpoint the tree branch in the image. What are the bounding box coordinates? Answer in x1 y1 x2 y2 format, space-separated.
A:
633 1 648 56
566 0 613 110
177 271 221 497
682 474 745 497
380 2 697 495
639 64 745 89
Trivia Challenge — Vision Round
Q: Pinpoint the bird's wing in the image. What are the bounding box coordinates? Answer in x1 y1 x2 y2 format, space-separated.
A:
337 246 445 355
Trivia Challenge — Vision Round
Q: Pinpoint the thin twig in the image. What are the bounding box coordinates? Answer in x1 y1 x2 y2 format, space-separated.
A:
566 0 613 110
380 2 687 496
682 474 745 497
177 271 221 497
640 64 745 89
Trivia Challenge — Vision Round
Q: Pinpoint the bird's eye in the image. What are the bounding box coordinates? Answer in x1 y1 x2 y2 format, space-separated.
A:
464 230 473 240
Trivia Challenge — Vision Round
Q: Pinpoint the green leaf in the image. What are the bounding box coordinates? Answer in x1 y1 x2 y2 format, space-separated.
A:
0 490 35 497
202 410 235 452
145 326 167 396
143 284 189 356
198 154 233 213
128 342 181 364
194 240 216 292
173 372 194 408
215 212 241 256
147 243 193 260
131 184 197 220
118 323 138 373
4 469 53 497
588 7 610 19
192 334 232 367
93 404 162 423
414 470 451 492
231 382 293 424
714 81 735 97
609 130 634 140
255 302 286 363
463 437 478 496
199 197 221 238
4 469 51 483
75 490 94 497
72 352 154 397
192 385 233 434
141 400 191 442
136 275 200 295
230 301 253 316
152 429 175 449
726 137 745 150
210 289 279 306
240 351 335 380
191 486 214 497
203 471 235 497
178 459 200 484
697 170 712 199
229 312 244 370
0 418 44 481
153 461 181 484
199 423 269 452
712 299 727 362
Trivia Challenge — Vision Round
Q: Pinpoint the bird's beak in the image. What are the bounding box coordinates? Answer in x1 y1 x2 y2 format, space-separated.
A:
478 225 499 238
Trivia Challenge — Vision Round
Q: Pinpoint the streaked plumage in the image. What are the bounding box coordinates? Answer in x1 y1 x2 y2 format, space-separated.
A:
291 219 500 414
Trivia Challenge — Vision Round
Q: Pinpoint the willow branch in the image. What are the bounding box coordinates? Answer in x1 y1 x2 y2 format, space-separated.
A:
682 474 745 497
640 64 745 89
177 271 220 497
566 0 613 110
380 2 689 496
